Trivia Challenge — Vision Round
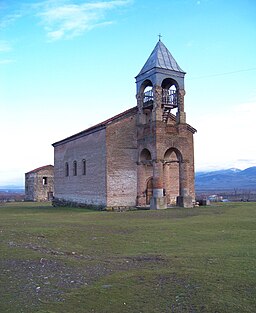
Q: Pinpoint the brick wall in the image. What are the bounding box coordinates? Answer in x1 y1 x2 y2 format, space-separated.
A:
157 122 195 201
137 116 195 206
106 113 137 207
53 108 195 208
54 129 107 206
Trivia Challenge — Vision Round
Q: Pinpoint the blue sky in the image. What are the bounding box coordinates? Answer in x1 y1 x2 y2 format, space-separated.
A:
1 0 256 186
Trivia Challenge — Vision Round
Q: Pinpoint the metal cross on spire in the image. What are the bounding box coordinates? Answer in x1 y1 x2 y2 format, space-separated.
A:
158 33 162 41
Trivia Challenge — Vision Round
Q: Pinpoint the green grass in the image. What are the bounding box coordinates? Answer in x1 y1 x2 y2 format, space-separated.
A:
0 202 255 313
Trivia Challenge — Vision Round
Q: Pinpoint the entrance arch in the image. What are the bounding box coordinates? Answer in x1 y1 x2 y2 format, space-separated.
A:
137 148 153 207
163 148 182 205
146 177 153 205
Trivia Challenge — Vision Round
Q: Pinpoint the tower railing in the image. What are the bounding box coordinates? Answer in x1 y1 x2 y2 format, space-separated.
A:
162 89 178 108
162 89 178 123
143 89 154 107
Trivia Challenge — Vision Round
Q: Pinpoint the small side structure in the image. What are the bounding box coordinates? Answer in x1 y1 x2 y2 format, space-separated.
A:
25 165 54 202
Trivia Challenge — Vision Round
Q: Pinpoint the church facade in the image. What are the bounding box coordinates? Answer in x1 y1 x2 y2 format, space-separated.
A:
52 40 196 209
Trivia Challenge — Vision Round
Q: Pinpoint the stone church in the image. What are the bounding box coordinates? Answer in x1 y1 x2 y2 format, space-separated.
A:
52 40 196 209
25 165 54 202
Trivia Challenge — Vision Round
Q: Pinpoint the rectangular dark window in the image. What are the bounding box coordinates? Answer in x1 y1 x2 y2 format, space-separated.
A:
82 159 86 175
73 161 77 176
43 177 48 185
65 162 69 177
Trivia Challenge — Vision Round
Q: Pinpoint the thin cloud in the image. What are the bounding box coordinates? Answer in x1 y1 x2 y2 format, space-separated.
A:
0 12 22 28
0 59 15 65
0 34 13 65
32 0 132 41
0 41 12 52
0 0 23 28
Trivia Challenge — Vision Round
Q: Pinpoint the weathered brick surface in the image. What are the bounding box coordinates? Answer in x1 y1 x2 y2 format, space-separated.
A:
106 114 137 206
53 112 138 208
136 121 195 206
53 106 195 208
54 129 107 206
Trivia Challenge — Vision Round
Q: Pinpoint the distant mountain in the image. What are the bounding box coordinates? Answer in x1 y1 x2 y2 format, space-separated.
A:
195 167 256 191
237 167 256 177
0 185 25 193
1 168 256 193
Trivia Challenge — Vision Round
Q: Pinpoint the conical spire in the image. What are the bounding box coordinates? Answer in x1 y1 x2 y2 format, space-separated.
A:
137 40 185 76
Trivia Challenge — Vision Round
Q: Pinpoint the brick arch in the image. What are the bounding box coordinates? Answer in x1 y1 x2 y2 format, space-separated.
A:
137 148 154 207
161 78 179 90
163 147 182 205
139 79 153 95
140 148 152 161
164 147 183 162
146 177 153 205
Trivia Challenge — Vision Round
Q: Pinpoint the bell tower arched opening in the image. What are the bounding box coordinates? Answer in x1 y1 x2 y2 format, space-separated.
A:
161 78 179 122
137 80 154 125
142 84 153 109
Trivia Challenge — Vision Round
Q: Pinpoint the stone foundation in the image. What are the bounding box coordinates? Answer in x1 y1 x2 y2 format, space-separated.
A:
52 198 138 212
176 195 193 208
52 198 105 210
150 196 167 209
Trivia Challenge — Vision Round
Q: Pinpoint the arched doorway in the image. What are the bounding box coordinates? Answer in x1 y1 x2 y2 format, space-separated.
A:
146 177 153 205
137 148 153 207
164 148 182 205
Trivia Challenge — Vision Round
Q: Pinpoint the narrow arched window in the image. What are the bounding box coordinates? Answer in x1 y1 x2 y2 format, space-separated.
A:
82 159 86 175
65 162 69 177
73 161 77 176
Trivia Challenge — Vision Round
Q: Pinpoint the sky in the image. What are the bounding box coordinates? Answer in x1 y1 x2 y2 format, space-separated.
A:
0 0 256 186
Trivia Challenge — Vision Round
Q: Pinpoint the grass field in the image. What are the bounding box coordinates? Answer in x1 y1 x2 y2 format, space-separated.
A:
0 202 255 313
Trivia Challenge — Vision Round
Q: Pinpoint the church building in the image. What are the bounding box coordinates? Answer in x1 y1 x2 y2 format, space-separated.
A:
52 40 196 209
25 165 54 202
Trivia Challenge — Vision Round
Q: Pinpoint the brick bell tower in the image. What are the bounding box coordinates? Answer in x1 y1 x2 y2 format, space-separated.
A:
135 39 196 209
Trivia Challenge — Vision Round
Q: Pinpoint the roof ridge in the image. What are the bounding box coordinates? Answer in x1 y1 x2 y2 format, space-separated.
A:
52 106 137 146
159 41 168 69
26 164 53 174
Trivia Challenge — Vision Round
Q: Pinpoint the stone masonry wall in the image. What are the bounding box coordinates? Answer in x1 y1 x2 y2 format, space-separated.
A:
25 166 54 201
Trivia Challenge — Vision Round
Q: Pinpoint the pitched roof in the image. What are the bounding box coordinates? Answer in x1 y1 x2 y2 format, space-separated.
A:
137 40 185 76
26 165 53 174
52 106 137 147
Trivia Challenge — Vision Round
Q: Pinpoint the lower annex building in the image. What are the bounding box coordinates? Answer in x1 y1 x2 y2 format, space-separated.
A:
52 40 196 209
25 165 54 202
